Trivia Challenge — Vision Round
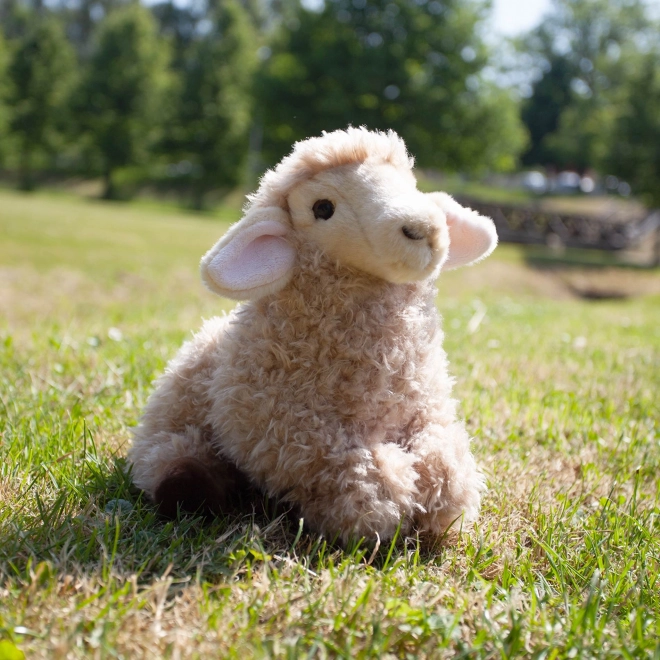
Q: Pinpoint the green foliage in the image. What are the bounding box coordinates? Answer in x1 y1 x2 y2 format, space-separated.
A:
607 52 660 208
168 0 258 209
0 32 11 164
76 3 171 199
521 51 575 167
2 0 659 206
257 0 526 172
0 0 36 41
6 18 76 189
520 0 655 170
519 0 660 206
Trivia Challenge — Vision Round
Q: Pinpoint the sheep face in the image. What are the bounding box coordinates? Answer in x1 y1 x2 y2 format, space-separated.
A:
287 161 450 284
200 129 498 301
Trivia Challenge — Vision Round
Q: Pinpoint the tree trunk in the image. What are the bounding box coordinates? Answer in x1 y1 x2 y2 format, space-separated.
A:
103 168 116 200
19 146 34 191
192 183 206 211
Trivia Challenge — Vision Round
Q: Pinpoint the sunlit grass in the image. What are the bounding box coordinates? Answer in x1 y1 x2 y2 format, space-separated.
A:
0 190 658 658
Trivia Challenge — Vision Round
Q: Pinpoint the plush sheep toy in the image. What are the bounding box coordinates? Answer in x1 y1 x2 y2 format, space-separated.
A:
128 127 497 542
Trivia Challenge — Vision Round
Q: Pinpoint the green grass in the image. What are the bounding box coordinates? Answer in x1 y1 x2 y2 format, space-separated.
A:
0 189 658 658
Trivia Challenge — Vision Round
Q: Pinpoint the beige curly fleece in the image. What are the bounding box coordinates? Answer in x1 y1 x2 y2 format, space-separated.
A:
128 127 497 542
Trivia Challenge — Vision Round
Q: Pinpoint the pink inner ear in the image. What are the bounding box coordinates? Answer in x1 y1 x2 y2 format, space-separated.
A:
207 225 296 293
444 209 497 270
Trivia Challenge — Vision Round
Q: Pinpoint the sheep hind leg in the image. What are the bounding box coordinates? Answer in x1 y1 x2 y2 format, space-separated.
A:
128 425 255 519
154 456 253 518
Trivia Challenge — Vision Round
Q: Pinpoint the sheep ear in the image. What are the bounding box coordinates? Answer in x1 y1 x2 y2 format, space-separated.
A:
429 192 498 270
200 207 296 300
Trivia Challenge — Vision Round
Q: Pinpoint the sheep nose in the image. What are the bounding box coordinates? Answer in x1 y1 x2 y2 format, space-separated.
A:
402 225 426 241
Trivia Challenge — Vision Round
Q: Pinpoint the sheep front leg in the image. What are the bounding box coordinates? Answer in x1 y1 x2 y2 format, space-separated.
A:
261 442 422 543
409 423 485 536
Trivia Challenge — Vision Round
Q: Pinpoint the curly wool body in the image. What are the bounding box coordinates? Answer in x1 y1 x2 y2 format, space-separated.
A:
128 127 496 542
131 241 482 540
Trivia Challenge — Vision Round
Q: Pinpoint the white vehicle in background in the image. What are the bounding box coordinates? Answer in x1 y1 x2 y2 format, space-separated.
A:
521 170 547 194
555 171 581 194
521 170 600 196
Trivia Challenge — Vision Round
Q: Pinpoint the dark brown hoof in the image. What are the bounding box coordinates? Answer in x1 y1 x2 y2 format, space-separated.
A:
153 457 253 519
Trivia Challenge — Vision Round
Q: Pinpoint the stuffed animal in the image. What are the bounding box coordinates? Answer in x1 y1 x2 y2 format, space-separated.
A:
128 127 497 542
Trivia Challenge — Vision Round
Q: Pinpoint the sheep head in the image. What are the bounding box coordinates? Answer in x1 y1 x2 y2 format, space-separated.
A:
201 127 497 301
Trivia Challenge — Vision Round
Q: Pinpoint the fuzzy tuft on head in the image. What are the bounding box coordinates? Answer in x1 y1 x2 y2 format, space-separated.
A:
248 126 414 210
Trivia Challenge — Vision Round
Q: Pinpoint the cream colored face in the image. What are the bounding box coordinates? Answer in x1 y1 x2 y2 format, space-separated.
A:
201 159 497 301
287 162 451 284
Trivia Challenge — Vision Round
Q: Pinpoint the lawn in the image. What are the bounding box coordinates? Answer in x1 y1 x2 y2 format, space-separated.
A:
0 188 658 658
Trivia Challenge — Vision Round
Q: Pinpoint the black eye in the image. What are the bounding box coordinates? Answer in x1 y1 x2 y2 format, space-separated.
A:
402 226 425 240
312 199 335 220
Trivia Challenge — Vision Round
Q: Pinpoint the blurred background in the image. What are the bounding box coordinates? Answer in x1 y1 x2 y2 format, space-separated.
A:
0 0 659 266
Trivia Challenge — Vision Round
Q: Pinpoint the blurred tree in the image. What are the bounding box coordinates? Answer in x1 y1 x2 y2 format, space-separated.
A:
0 0 31 40
606 52 660 208
520 0 654 170
76 3 171 199
7 18 76 190
150 0 204 71
0 32 10 163
208 0 269 31
166 0 258 209
68 0 137 55
256 0 527 172
520 50 575 167
0 0 17 27
150 0 267 73
16 0 138 55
